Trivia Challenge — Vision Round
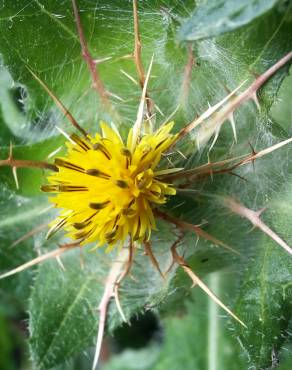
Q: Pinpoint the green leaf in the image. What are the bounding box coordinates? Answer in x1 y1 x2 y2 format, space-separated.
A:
0 189 50 311
270 65 292 133
234 177 292 368
178 0 281 41
29 249 105 370
29 220 181 369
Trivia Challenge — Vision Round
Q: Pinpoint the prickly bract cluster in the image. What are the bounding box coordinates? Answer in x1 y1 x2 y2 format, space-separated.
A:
0 1 291 370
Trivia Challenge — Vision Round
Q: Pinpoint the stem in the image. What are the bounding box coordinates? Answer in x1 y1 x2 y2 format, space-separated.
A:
27 67 88 138
72 0 109 107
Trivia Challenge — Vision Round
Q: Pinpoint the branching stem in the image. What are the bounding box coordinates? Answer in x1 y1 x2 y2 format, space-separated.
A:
72 0 110 107
27 67 88 137
92 247 130 370
171 244 246 327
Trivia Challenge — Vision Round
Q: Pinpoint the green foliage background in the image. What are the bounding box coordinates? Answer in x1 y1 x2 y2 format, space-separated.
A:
0 0 292 369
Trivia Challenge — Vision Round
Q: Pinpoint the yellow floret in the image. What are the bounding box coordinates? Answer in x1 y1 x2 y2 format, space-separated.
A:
42 122 178 248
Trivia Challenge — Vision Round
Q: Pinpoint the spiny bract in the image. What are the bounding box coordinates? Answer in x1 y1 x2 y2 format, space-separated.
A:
42 121 177 248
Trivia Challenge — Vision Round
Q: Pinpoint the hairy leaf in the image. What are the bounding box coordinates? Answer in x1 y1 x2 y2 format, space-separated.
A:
178 0 281 41
270 65 292 133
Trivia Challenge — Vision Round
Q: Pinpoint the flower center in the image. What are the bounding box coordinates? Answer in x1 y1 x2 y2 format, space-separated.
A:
42 122 178 247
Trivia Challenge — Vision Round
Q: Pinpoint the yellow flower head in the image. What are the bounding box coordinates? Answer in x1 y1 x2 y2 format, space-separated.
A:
42 122 177 248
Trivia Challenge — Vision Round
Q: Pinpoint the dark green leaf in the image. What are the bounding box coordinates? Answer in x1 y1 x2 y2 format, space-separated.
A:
270 65 292 133
234 177 292 368
178 0 281 41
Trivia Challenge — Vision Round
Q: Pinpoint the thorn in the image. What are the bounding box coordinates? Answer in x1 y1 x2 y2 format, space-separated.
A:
55 126 76 144
207 154 214 181
144 240 165 279
176 150 187 160
0 244 77 280
154 103 164 117
248 141 257 156
255 207 266 217
251 92 261 111
228 113 237 143
56 255 66 271
93 56 112 65
177 79 247 143
120 69 139 86
26 66 88 137
131 55 154 151
106 90 125 102
171 245 246 327
229 171 248 182
9 141 13 160
208 126 221 152
10 222 48 248
246 225 257 234
47 146 63 159
160 104 180 127
242 137 292 165
113 284 127 323
175 52 292 146
224 197 292 255
155 210 240 255
12 167 19 189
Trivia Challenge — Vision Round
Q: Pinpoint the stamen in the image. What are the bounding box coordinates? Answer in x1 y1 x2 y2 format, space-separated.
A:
105 227 118 241
55 158 85 173
86 169 110 179
89 201 110 210
122 208 136 216
73 221 91 230
41 185 59 192
58 185 88 192
70 133 91 151
42 185 88 192
75 227 95 240
115 180 129 189
155 138 167 150
121 148 132 157
121 148 132 168
46 218 67 239
93 143 111 160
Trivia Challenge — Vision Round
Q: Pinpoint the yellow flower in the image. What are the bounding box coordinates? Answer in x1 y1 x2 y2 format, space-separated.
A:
41 121 177 248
